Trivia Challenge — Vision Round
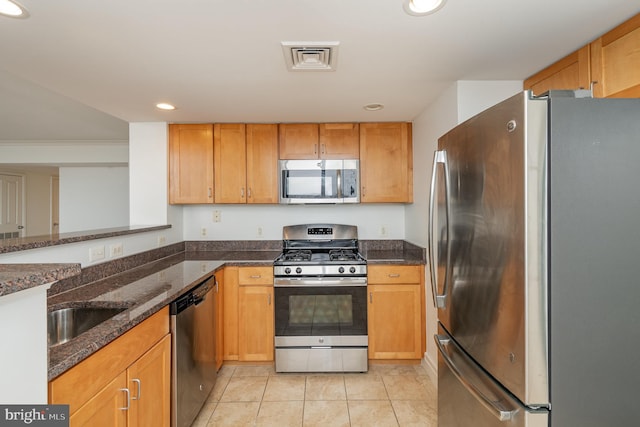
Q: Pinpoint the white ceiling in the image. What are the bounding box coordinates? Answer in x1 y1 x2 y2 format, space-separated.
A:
0 1 638 141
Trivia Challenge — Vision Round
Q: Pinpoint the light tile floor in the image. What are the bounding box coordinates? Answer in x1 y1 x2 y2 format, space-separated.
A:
192 364 437 427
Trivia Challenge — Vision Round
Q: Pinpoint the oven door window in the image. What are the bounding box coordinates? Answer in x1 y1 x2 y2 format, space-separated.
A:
275 286 367 336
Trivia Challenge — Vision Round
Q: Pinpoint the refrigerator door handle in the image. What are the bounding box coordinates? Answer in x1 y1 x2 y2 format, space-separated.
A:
435 334 522 422
428 150 450 308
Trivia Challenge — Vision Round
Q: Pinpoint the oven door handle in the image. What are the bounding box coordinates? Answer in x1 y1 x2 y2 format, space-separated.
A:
274 277 367 287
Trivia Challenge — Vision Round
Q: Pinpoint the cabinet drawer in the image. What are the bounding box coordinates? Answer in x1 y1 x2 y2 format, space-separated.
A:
368 265 421 284
238 266 273 285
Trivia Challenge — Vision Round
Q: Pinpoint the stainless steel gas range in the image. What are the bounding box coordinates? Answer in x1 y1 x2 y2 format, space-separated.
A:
273 224 368 373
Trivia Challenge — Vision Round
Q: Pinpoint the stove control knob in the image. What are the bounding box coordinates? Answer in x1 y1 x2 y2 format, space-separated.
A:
350 266 356 274
338 267 345 274
296 267 302 274
284 267 291 274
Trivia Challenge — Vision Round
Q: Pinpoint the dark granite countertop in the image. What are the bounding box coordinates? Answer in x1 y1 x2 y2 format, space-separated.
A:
0 264 82 297
0 225 171 255
45 241 425 380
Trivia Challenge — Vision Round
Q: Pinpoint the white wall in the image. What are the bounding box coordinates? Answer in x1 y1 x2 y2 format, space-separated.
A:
183 204 405 241
405 80 522 376
59 166 129 233
129 123 170 227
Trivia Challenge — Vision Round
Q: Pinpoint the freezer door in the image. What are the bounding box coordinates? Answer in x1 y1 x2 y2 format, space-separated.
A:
429 91 549 406
436 326 548 427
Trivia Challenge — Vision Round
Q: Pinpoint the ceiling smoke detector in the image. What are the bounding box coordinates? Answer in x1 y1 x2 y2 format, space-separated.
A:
281 41 339 71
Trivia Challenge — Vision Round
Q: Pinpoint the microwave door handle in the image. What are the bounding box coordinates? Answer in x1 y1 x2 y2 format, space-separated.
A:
336 169 342 199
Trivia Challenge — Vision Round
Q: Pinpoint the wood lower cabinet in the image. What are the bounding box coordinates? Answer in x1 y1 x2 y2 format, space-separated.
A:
359 122 413 203
49 308 171 427
223 266 274 362
368 265 425 360
238 284 274 361
168 124 214 204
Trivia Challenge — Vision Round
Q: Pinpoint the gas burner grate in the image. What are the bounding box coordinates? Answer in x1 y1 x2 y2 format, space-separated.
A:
283 250 312 262
329 249 359 261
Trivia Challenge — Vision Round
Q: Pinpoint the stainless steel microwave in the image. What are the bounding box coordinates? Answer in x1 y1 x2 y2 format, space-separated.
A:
279 159 359 204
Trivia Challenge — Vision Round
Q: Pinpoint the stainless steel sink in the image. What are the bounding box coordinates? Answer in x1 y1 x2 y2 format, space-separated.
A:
48 306 127 346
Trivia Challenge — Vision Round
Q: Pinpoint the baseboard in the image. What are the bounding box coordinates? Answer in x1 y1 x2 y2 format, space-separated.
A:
421 352 437 385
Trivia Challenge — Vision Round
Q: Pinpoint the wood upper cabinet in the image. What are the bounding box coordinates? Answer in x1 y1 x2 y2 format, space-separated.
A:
169 124 214 204
279 123 360 159
524 13 640 98
524 46 591 95
246 124 279 203
367 265 425 360
279 123 318 159
49 308 170 426
590 13 640 98
359 122 413 203
319 123 360 159
214 124 247 203
214 123 279 204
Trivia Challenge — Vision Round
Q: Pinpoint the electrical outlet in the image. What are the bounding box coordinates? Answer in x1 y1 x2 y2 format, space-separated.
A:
89 246 105 262
257 226 263 238
201 227 207 236
157 235 166 247
109 243 123 257
213 210 221 222
380 225 388 237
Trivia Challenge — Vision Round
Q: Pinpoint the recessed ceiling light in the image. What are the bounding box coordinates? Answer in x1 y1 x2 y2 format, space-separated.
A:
156 103 176 111
403 0 446 16
364 103 384 111
0 0 29 18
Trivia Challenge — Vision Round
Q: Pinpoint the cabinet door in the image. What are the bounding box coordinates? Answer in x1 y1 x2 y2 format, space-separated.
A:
238 285 274 361
214 270 225 370
69 372 128 427
278 123 319 159
524 46 591 95
590 13 640 98
359 123 413 203
368 283 422 359
223 267 239 361
246 124 279 203
127 334 171 427
169 124 214 204
319 123 360 159
214 123 247 203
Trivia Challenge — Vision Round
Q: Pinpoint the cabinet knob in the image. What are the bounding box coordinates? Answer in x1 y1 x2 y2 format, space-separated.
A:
388 273 400 278
241 187 245 198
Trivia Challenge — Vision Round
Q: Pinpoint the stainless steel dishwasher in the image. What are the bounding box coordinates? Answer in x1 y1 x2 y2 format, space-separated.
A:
170 275 217 427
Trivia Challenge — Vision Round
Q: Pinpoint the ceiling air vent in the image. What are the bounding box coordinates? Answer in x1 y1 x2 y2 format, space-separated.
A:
281 41 340 71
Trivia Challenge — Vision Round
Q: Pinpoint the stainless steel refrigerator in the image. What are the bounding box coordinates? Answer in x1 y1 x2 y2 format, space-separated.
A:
428 90 640 427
